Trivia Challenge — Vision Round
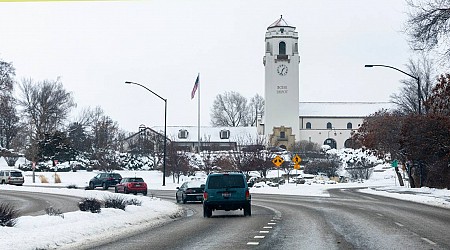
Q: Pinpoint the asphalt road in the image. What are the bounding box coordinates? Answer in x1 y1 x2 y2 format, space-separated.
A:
3 188 450 249
81 188 450 250
0 189 80 216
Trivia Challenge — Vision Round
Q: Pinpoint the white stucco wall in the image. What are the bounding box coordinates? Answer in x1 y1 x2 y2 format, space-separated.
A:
299 117 363 149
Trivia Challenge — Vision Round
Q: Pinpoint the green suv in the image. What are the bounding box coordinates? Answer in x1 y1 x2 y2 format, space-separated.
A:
203 172 251 218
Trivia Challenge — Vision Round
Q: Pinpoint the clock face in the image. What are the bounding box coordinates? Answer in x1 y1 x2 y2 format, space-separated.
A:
277 64 288 76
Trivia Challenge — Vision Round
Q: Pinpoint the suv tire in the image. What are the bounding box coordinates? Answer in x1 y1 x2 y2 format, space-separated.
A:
89 182 94 190
244 204 251 216
203 205 212 218
102 182 108 190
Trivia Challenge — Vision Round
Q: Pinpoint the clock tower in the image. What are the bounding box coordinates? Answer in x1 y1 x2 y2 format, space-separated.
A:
263 16 300 150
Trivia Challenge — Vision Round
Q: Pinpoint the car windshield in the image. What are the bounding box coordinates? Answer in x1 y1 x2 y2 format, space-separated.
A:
186 181 205 188
207 175 245 189
10 172 23 177
111 174 121 179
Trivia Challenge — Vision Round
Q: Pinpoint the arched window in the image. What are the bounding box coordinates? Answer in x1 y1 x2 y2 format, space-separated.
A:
326 122 332 129
306 122 311 129
344 139 354 148
178 129 189 139
220 129 230 139
323 138 337 149
347 122 352 129
279 41 286 55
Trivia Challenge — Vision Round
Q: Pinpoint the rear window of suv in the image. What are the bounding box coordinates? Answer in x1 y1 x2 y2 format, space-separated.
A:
207 175 245 189
10 172 23 177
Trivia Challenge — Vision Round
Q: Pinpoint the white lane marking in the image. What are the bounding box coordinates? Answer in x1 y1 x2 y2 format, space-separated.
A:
263 226 273 229
376 213 383 217
394 222 404 227
421 237 437 245
268 222 276 225
259 231 270 233
247 242 259 245
254 236 265 239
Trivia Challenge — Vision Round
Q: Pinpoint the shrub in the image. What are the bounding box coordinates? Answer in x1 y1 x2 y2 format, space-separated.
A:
126 198 142 206
66 184 77 189
0 203 18 227
78 198 101 213
45 206 64 218
39 175 49 183
104 195 127 210
54 173 61 183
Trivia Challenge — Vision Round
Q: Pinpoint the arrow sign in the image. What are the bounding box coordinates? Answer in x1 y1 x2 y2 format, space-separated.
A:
292 154 302 164
272 155 284 167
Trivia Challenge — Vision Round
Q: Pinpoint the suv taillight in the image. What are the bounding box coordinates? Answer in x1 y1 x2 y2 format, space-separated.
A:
245 190 250 200
203 192 208 201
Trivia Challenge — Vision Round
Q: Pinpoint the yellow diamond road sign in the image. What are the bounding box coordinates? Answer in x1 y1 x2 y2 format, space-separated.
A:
272 155 284 167
292 154 302 164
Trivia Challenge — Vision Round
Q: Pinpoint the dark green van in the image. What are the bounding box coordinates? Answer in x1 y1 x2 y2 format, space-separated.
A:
203 172 251 218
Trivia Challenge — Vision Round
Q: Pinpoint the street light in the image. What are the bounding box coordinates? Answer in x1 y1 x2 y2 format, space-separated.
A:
125 81 167 186
365 64 421 114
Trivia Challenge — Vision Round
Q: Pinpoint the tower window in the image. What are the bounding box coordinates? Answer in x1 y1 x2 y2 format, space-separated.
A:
279 41 286 55
294 43 298 53
280 131 285 138
306 122 311 129
220 130 230 139
347 122 353 129
326 122 332 129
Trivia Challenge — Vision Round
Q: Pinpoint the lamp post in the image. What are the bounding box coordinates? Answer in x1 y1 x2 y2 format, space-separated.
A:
365 64 421 114
125 81 167 186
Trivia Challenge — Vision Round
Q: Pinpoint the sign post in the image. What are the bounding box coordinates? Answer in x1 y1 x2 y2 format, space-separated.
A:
292 154 302 185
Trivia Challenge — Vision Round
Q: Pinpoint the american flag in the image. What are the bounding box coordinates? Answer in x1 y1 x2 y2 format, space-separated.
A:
191 74 199 99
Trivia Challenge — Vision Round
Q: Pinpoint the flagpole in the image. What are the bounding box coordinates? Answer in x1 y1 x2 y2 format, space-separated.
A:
197 73 201 153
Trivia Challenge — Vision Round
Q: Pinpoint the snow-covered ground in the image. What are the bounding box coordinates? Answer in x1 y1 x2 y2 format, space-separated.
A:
1 163 449 250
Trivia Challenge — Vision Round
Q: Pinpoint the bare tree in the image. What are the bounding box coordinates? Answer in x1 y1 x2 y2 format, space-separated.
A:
0 59 15 92
247 94 265 126
390 56 436 114
0 59 19 150
405 0 450 62
210 91 249 127
0 95 19 149
18 78 75 139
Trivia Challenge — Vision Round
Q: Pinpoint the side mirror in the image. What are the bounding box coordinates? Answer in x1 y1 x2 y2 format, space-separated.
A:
176 187 179 189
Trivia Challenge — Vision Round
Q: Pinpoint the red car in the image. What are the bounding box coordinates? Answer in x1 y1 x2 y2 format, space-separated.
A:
115 177 147 195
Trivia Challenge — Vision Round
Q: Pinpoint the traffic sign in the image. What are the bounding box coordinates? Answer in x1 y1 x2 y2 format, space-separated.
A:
272 155 284 167
292 154 302 164
391 160 398 168
294 164 300 170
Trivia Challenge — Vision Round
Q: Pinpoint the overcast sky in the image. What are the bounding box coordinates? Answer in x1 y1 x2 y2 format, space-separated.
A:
0 0 413 132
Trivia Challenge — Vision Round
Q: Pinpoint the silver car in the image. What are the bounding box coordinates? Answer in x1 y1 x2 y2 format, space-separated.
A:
0 169 25 185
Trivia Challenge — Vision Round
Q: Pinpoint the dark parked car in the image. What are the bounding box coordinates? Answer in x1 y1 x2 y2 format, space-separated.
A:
176 180 205 203
89 172 122 190
115 177 147 195
203 171 251 218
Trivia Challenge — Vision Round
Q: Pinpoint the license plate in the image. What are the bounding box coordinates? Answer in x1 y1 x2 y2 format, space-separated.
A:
135 184 141 187
222 192 231 198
